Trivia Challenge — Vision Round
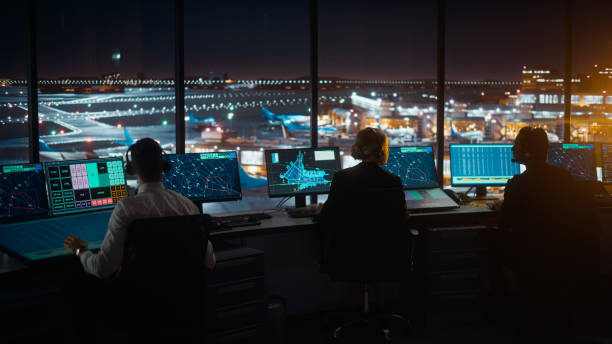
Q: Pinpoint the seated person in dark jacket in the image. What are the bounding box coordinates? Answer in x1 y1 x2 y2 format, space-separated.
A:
498 127 598 331
316 128 409 309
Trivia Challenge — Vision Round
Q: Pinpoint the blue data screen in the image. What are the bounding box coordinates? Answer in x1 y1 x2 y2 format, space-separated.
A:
162 152 242 202
382 146 438 189
450 144 520 186
604 144 612 183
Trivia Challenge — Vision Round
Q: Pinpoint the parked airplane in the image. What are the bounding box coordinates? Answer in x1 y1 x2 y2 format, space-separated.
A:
375 121 416 144
39 139 99 161
450 121 484 143
238 164 268 189
261 107 339 137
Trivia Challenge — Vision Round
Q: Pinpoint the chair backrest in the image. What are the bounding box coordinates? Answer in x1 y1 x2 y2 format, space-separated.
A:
120 214 209 336
321 187 410 282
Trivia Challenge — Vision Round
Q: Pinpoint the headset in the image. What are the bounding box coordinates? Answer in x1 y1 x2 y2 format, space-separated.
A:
511 127 548 163
124 139 171 176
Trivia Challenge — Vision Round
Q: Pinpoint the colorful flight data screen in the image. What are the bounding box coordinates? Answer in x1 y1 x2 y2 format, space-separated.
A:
265 147 341 197
450 144 520 186
604 144 612 183
44 158 127 215
0 163 48 220
162 152 242 202
548 143 596 181
382 146 438 189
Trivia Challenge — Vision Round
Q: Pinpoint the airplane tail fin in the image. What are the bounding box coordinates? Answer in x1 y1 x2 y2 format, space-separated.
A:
261 107 276 121
450 121 458 135
124 127 134 146
39 139 57 152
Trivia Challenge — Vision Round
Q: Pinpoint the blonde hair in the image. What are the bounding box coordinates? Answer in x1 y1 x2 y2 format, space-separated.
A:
351 127 387 161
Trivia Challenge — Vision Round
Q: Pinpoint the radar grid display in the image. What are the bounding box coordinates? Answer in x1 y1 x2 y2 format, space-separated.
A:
604 144 612 183
382 146 437 189
44 158 127 215
0 164 48 220
162 152 241 202
266 148 340 197
547 143 596 181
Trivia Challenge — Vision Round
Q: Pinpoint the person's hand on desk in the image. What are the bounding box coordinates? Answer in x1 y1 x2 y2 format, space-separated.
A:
64 236 89 256
489 199 503 211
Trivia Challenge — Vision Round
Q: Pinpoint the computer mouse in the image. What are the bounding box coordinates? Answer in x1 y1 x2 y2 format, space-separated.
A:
443 188 462 204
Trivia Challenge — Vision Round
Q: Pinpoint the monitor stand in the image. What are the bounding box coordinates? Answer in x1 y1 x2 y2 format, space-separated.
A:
475 186 487 198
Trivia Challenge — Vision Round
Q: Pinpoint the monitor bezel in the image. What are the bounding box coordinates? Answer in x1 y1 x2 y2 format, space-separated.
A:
43 157 127 216
548 142 597 182
162 152 243 203
264 147 341 198
384 145 438 190
0 162 50 223
449 143 520 187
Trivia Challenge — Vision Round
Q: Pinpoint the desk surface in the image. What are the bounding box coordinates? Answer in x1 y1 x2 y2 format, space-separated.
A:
0 205 495 271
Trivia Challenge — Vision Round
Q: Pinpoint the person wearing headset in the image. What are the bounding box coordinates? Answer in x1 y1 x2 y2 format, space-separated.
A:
315 127 408 312
497 126 596 335
64 138 215 279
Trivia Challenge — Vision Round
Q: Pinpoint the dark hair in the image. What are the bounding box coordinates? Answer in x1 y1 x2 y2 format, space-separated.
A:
351 127 387 161
127 138 168 182
516 126 549 161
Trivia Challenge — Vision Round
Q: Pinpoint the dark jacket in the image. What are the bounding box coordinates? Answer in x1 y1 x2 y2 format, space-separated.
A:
499 163 598 291
316 162 408 281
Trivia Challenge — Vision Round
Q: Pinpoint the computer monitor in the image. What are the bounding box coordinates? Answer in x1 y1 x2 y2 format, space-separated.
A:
0 163 49 221
265 147 341 197
382 146 438 189
162 152 242 202
547 143 596 181
450 144 521 186
44 158 127 216
603 144 612 184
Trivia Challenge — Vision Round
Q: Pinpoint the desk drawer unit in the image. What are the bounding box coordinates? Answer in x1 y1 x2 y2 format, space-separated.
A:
206 324 265 344
207 277 265 309
209 248 264 285
428 226 491 252
429 250 490 272
206 301 266 333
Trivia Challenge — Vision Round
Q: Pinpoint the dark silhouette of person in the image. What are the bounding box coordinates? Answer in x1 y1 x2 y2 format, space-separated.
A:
316 127 409 311
498 127 598 337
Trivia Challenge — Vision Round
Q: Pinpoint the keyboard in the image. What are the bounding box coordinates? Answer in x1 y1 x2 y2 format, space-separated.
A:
209 212 272 231
286 205 318 218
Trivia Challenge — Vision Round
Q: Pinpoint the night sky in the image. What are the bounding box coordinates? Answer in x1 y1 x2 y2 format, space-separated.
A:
1 0 610 80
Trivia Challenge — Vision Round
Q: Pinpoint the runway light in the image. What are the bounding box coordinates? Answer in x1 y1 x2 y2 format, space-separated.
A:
116 124 122 128
86 137 92 143
51 130 56 135
162 120 168 126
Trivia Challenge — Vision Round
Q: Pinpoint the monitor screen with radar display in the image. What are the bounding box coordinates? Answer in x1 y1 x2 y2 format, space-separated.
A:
382 146 438 189
44 158 127 216
547 143 596 181
450 144 521 186
265 147 341 197
0 163 49 221
162 152 242 202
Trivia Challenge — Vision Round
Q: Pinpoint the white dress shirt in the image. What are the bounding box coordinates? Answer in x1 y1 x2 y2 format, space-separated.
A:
80 182 216 278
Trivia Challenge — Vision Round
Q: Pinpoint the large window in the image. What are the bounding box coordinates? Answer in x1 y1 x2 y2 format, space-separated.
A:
445 0 566 186
0 2 28 164
36 0 175 162
319 0 438 170
570 0 612 145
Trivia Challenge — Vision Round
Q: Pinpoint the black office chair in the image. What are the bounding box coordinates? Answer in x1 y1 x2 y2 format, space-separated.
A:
117 214 211 343
319 187 416 342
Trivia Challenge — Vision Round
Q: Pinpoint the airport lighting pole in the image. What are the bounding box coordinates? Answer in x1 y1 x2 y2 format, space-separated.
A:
436 0 446 186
